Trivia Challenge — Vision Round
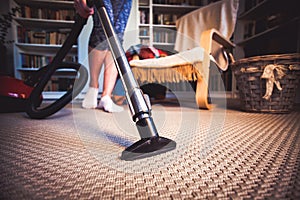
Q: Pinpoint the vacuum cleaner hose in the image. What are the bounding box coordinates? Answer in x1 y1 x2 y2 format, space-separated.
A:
26 62 88 119
25 13 89 119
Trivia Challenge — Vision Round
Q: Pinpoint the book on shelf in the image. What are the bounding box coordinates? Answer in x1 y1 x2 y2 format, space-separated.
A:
43 77 76 92
21 6 75 20
153 31 176 43
15 0 77 92
139 0 149 6
17 27 73 45
139 27 149 37
21 54 78 69
139 10 149 24
153 14 178 25
21 54 52 68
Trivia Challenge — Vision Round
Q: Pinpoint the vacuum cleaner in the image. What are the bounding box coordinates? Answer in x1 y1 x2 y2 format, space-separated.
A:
0 13 89 117
1 0 176 161
91 0 176 160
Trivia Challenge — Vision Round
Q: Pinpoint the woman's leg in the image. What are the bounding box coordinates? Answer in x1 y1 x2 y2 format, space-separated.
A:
88 47 107 88
98 51 124 112
102 51 118 97
82 47 106 109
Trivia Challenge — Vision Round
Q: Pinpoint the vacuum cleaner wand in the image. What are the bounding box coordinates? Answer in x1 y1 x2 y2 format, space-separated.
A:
93 0 176 160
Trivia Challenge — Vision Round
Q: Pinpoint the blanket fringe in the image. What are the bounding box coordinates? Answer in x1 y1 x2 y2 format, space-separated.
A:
131 62 203 84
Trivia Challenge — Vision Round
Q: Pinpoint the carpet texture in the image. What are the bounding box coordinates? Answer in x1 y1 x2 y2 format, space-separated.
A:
0 98 300 199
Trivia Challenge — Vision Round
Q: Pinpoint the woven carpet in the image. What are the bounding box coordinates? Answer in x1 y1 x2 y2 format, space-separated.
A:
0 95 300 199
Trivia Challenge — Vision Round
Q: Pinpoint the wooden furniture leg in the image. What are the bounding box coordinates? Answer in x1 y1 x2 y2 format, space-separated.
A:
195 29 235 109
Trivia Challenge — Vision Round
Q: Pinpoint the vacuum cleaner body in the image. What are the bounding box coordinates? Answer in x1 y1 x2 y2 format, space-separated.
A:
0 75 35 112
0 12 89 118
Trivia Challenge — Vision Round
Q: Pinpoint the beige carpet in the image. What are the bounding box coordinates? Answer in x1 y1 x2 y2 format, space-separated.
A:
0 96 300 199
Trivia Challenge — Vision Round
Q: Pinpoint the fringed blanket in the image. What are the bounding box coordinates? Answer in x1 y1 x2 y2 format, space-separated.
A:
130 47 206 84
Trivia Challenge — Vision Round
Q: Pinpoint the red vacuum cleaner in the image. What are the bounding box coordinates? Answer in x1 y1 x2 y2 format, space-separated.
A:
0 12 89 117
0 75 34 113
1 0 176 161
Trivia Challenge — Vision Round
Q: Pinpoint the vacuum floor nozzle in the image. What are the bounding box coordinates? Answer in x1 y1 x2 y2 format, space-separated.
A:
120 136 176 161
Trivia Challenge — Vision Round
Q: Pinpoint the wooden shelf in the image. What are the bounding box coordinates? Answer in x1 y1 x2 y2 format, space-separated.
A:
14 0 74 9
152 4 200 14
237 17 300 46
139 35 150 39
238 0 270 20
238 0 298 21
153 24 176 28
14 17 74 30
153 3 200 8
153 42 175 46
139 24 150 27
18 68 76 73
16 43 77 56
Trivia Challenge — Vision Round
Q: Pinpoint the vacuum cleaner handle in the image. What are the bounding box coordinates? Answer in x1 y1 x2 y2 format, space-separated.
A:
92 0 176 160
26 14 89 119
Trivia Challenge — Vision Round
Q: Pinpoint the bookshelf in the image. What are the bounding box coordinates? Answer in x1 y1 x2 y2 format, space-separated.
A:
233 0 300 58
12 0 77 92
231 0 300 102
138 0 212 53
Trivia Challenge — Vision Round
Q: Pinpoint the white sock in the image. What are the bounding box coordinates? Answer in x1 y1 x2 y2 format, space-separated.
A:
82 87 98 109
98 95 124 113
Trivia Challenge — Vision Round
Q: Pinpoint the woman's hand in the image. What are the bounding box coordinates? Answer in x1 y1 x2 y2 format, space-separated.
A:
74 0 94 18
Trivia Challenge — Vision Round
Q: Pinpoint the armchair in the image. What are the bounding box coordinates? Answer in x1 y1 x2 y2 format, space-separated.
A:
130 0 239 109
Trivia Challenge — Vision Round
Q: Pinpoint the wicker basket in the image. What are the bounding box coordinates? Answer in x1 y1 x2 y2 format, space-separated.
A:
231 53 300 113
